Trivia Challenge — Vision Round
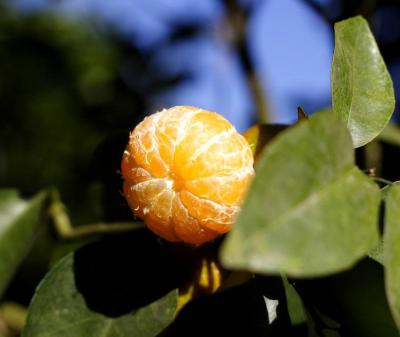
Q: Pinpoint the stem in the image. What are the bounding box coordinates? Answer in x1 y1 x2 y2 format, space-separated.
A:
365 141 382 177
297 0 334 26
297 106 308 122
372 177 393 186
0 302 27 333
48 188 144 240
223 0 269 123
55 221 144 240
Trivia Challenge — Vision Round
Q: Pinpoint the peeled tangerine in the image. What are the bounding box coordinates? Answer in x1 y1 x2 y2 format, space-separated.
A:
121 106 255 245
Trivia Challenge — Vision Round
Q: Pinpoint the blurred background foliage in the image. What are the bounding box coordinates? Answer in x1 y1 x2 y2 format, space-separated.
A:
1 0 400 336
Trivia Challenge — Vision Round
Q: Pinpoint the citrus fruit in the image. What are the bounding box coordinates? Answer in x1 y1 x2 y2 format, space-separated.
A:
121 106 254 245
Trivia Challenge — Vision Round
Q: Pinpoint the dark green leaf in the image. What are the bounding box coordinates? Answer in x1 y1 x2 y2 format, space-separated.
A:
221 112 380 277
332 16 395 148
23 232 178 337
305 306 341 337
164 277 291 337
384 182 400 332
0 190 47 297
297 259 399 337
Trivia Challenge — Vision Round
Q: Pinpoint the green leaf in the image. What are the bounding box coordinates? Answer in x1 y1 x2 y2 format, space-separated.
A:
0 189 47 297
369 239 385 265
332 16 395 148
23 232 178 337
384 182 400 332
221 112 380 277
282 276 306 326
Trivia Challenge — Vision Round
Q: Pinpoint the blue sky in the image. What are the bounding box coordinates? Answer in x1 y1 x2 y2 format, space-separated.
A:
8 0 335 131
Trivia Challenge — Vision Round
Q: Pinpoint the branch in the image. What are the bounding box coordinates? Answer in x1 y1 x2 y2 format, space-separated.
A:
223 0 269 123
48 188 144 240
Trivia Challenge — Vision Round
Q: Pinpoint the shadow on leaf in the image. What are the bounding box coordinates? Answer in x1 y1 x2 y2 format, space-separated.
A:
295 258 398 337
161 276 291 337
73 230 178 317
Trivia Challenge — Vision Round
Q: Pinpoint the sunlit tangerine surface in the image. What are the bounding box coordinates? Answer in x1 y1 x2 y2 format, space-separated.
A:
121 106 255 244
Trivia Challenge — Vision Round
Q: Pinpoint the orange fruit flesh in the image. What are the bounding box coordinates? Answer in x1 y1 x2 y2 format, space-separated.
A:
122 106 254 245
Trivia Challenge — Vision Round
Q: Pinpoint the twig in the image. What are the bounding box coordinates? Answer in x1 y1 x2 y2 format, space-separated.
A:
372 177 393 186
48 188 144 239
297 0 334 26
0 302 27 333
223 0 269 123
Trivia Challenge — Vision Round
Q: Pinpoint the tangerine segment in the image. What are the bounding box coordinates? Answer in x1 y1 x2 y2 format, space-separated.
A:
155 106 203 167
184 167 254 206
179 190 237 233
121 156 152 184
122 106 255 244
173 112 252 180
171 194 219 245
123 180 179 242
130 112 169 178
